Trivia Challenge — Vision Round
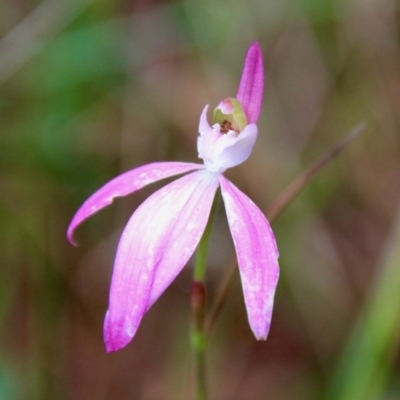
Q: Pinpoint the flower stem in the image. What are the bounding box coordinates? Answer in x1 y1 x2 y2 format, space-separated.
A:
191 190 220 400
191 281 207 400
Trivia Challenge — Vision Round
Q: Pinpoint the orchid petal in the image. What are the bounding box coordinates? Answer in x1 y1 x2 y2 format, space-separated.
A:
236 42 264 124
198 105 258 173
213 123 258 170
104 169 219 351
199 104 211 133
67 162 203 245
219 175 279 340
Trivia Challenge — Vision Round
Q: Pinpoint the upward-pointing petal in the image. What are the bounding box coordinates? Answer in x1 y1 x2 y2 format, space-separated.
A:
219 175 279 340
67 162 203 245
104 169 219 352
236 42 264 124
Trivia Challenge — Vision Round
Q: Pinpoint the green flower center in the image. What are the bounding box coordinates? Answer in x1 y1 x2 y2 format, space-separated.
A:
213 98 248 134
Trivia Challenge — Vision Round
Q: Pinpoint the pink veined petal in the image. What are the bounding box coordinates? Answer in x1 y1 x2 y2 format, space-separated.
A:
236 42 264 124
219 175 279 340
67 161 203 245
104 169 219 352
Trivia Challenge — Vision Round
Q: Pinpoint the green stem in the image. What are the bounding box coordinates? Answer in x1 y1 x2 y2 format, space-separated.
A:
190 190 220 400
191 281 207 400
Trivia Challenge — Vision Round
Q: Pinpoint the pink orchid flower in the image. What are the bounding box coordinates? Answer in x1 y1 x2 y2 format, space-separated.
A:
68 42 279 352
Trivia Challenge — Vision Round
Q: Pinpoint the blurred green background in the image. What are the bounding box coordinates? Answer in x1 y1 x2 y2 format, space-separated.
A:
1 0 400 399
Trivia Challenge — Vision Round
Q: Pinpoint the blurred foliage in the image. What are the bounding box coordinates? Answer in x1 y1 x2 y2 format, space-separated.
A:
1 0 400 399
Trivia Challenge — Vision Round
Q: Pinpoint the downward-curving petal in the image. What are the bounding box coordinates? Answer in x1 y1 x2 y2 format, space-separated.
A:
104 169 219 352
236 42 264 124
219 175 279 340
67 162 203 245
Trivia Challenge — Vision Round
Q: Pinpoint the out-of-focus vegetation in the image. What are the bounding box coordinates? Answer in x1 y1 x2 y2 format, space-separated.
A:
1 0 400 399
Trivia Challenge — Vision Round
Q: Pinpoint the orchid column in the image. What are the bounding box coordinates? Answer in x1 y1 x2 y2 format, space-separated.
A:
67 42 279 398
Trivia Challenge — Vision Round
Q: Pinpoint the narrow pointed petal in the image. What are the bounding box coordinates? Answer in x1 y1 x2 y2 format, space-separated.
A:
104 169 219 351
219 175 279 340
199 104 211 133
67 162 203 245
236 42 264 124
